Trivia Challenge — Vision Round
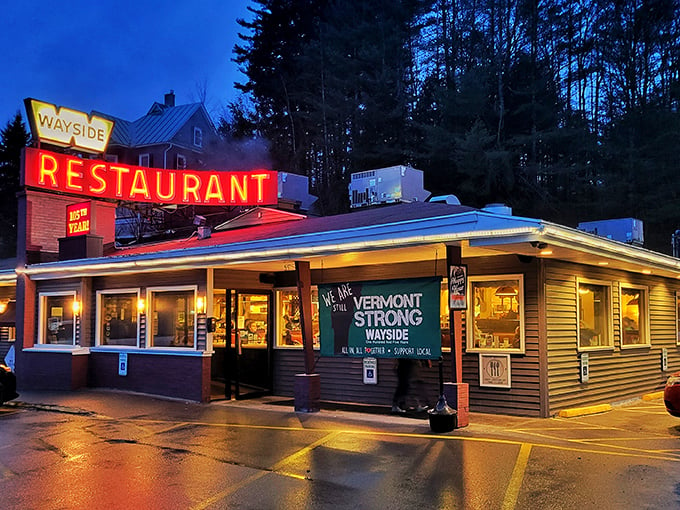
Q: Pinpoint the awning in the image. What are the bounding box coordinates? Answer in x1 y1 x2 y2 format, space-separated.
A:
0 300 16 327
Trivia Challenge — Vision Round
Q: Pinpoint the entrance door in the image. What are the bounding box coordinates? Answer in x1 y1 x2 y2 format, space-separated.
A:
210 290 272 400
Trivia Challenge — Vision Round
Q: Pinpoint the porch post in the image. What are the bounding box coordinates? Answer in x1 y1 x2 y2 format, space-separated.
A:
294 260 320 412
444 245 469 427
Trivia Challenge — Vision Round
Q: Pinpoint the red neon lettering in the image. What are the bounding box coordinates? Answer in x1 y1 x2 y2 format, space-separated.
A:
109 166 130 198
204 174 225 203
66 158 84 191
39 153 59 186
89 164 107 194
155 171 176 201
230 175 247 203
250 173 269 203
129 169 151 199
182 173 201 203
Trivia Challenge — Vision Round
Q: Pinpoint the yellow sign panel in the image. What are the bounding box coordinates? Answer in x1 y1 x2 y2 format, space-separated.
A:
25 98 114 153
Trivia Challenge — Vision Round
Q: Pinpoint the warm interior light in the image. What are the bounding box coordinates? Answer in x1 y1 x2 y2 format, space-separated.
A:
196 296 206 314
539 249 553 256
72 300 81 315
642 269 652 274
598 261 609 266
495 286 518 296
578 287 590 295
137 298 145 313
0 302 7 314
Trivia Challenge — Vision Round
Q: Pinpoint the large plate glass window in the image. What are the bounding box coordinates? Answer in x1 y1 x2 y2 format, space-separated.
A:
39 292 77 345
96 289 140 347
276 288 319 347
147 287 197 348
620 285 649 348
577 279 612 350
467 275 524 353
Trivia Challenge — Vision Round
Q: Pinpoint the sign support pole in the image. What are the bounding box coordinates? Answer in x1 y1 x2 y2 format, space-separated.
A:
294 260 320 412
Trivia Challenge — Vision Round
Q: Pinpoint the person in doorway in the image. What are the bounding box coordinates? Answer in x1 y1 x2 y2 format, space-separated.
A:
392 358 430 414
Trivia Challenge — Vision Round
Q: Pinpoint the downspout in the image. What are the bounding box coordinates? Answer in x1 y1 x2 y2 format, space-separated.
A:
163 143 174 169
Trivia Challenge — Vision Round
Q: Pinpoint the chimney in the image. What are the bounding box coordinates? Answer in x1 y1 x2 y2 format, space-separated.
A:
164 90 175 107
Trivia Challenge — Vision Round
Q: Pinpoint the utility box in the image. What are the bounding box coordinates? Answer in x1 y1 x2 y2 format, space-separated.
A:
577 218 644 246
349 165 430 209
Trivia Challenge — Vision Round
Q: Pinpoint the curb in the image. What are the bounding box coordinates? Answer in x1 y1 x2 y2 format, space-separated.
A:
558 403 612 418
642 391 664 401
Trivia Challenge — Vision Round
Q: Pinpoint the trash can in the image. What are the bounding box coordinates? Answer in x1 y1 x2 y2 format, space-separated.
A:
428 394 457 433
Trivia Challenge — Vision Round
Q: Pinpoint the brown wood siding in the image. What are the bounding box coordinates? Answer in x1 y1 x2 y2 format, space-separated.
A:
214 269 274 290
462 256 543 417
544 260 680 414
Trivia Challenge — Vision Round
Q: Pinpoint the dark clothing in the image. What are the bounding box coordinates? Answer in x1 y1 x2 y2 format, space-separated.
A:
392 358 414 408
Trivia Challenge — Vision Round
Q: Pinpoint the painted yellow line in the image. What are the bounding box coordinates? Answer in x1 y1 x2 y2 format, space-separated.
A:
191 430 339 510
558 404 612 418
642 391 664 401
502 443 532 510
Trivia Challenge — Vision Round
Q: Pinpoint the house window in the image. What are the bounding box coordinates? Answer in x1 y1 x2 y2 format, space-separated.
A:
97 290 140 347
39 292 77 345
439 280 452 351
147 287 196 348
139 153 150 167
620 285 649 348
193 127 203 148
467 275 524 353
275 289 319 348
577 279 612 350
176 154 187 170
104 154 118 163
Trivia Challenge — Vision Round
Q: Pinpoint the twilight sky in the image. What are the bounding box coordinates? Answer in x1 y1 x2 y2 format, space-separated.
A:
1 0 252 125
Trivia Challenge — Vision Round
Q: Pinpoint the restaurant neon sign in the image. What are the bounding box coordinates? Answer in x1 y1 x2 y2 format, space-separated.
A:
24 148 278 206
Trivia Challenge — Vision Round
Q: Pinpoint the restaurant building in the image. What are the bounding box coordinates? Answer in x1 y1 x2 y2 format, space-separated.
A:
6 99 680 418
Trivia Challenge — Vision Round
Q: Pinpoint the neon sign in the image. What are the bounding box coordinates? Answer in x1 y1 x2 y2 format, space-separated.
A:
66 202 92 236
25 99 114 153
24 148 278 206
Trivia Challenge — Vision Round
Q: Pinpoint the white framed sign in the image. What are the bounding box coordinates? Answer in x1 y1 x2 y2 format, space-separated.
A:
363 357 378 384
449 265 467 310
479 353 511 388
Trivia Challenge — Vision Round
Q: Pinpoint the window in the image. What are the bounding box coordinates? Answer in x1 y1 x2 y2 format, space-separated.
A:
677 292 680 346
467 275 524 353
577 279 612 349
276 288 319 348
39 292 77 345
138 153 150 167
193 127 203 148
440 280 451 351
176 154 186 170
97 290 140 347
620 285 649 347
148 287 197 348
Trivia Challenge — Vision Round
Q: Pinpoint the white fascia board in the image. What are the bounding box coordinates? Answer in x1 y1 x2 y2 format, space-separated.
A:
21 211 545 279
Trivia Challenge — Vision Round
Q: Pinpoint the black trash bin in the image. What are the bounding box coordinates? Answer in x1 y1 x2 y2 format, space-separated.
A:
428 394 457 433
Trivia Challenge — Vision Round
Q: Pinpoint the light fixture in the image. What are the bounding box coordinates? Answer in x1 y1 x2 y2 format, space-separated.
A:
196 296 206 314
598 261 609 266
642 269 652 275
137 298 146 313
539 249 553 256
0 302 7 314
72 300 81 315
495 286 518 296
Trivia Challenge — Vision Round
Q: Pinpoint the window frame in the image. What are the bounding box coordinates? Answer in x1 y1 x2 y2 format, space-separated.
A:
146 285 198 350
176 154 187 170
618 283 650 349
95 288 141 348
274 287 320 349
466 274 525 354
138 153 150 167
38 291 77 346
576 277 614 352
193 127 203 148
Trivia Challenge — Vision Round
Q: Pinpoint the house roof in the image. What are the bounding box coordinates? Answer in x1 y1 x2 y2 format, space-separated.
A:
18 201 680 281
94 102 213 148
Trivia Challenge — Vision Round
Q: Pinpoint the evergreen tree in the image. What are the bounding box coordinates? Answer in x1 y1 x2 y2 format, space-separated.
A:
0 112 30 258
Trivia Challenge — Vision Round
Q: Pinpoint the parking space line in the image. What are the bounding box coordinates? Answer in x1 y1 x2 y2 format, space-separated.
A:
191 431 340 510
502 443 531 510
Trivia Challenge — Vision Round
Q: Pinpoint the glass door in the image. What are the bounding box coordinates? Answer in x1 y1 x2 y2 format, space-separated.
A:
233 291 272 399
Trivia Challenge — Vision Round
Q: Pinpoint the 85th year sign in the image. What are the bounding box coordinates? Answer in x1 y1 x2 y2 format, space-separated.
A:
318 277 441 359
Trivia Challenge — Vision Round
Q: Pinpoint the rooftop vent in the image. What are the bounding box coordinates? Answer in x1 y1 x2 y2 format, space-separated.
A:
577 218 644 246
429 195 461 205
482 203 512 215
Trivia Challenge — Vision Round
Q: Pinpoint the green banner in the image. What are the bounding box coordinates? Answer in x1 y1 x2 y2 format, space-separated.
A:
319 277 441 359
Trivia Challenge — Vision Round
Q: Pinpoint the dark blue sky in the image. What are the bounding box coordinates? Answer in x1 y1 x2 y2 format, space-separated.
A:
1 1 251 125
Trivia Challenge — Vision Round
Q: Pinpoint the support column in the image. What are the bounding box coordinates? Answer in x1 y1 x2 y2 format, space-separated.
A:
294 260 320 412
446 245 469 427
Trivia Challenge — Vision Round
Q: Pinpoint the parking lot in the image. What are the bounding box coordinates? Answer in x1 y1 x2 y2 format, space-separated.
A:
1 391 679 509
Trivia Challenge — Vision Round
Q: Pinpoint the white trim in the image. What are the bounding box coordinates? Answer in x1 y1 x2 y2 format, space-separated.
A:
146 285 198 350
138 153 150 167
618 283 650 349
576 277 614 352
38 291 77 346
89 346 209 357
24 345 89 355
193 127 203 148
466 274 525 354
95 288 141 348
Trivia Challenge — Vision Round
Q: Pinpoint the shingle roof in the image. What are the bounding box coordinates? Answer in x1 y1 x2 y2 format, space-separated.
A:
93 103 204 148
